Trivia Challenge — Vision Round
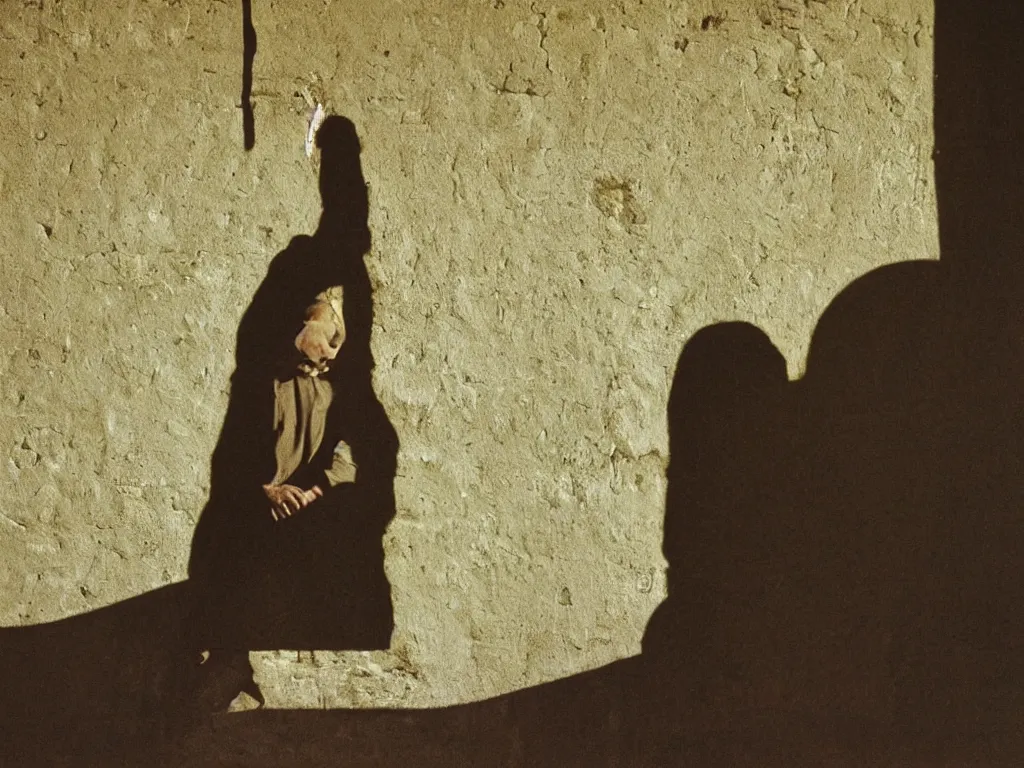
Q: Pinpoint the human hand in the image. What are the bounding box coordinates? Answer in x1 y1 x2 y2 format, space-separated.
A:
263 483 323 521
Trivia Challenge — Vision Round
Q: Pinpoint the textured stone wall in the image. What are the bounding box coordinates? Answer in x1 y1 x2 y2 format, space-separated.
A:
0 0 936 707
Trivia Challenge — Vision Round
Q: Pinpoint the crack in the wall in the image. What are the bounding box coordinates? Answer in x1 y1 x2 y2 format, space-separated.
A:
531 3 552 75
493 63 546 98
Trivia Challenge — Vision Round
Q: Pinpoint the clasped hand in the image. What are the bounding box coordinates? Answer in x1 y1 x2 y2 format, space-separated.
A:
263 483 323 521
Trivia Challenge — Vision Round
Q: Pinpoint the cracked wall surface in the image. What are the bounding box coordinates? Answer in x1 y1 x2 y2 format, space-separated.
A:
0 0 936 707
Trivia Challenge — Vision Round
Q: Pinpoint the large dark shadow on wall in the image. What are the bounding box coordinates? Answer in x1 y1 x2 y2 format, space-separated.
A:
187 114 397 655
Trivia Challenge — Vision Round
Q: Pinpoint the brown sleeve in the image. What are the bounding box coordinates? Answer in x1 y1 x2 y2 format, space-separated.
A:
323 440 358 486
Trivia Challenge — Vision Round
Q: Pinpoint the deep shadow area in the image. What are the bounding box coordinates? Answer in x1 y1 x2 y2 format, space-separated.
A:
0 583 193 767
1 2 1023 765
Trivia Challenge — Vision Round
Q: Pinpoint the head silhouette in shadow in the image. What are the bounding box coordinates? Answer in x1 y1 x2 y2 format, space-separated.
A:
187 116 397 704
642 323 790 713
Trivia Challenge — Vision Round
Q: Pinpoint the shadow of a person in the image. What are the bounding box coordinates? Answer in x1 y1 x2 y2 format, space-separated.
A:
186 116 398 703
641 322 793 723
797 259 1024 739
640 263 1024 753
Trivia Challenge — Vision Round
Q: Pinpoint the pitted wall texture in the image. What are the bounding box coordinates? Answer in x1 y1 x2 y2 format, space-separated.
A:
0 0 936 707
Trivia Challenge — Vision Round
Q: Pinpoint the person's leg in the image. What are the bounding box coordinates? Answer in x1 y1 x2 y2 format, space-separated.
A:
186 542 268 711
195 647 264 711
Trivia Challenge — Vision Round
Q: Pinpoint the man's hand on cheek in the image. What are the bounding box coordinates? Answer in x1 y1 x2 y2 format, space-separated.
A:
263 483 324 521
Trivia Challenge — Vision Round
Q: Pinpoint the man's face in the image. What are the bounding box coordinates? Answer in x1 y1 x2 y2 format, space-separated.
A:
294 301 345 375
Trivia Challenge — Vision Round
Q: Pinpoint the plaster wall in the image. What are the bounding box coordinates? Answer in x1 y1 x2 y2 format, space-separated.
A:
0 0 936 707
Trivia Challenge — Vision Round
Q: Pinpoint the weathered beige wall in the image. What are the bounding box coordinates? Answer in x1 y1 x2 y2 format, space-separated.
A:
0 0 936 707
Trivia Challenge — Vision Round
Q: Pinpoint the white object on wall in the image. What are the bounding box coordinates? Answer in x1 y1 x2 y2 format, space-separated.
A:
305 103 326 158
